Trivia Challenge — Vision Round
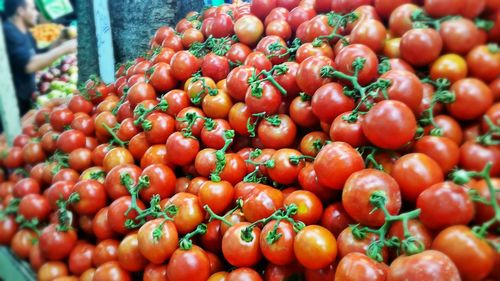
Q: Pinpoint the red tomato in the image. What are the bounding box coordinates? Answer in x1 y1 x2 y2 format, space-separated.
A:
313 142 364 189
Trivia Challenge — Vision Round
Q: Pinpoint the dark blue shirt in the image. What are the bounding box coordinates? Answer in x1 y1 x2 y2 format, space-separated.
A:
3 21 37 112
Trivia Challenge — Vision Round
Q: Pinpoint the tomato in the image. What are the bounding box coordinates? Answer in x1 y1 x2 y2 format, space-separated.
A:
256 114 296 149
73 179 107 215
259 220 296 266
430 54 467 85
67 148 92 172
380 69 423 114
11 229 36 259
235 15 264 46
245 81 283 115
226 66 254 102
350 19 386 53
141 144 172 168
296 56 334 95
313 142 364 189
38 261 69 281
336 44 378 86
56 129 86 154
18 193 50 221
102 147 134 172
242 184 283 222
201 53 231 83
425 115 463 144
68 242 94 275
284 190 323 225
389 3 421 37
13 178 40 197
227 268 263 281
170 50 201 81
267 148 303 185
335 252 387 281
143 264 168 281
400 28 442 67
470 178 500 224
311 82 355 124
139 163 176 202
45 180 75 210
459 141 500 176
294 225 336 270
432 225 495 281
29 242 46 271
266 19 292 40
202 91 233 120
148 62 178 93
22 141 46 165
414 136 460 173
388 250 460 281
107 196 145 234
222 222 262 267
343 169 401 226
165 192 205 234
93 261 131 281
167 245 211 281
417 181 474 230
162 89 191 117
181 28 204 48
175 107 206 137
0 216 18 245
143 112 175 144
127 81 156 108
391 153 444 202
375 0 412 19
424 0 465 18
50 107 74 132
93 239 119 267
329 111 367 147
447 78 494 121
467 45 500 83
105 164 142 200
39 224 77 261
117 233 148 272
440 18 479 55
199 180 234 215
362 100 417 150
388 219 433 253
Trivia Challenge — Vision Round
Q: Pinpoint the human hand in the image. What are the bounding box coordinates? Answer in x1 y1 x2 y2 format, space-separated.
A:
60 39 77 54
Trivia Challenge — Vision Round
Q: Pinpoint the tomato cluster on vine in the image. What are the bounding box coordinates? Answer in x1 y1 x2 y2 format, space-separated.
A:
1 0 500 281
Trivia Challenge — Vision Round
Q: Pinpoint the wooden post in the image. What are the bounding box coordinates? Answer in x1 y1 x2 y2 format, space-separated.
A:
0 20 22 146
93 0 115 84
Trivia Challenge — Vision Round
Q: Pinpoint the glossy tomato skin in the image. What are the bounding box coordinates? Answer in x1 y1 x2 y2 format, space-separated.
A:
343 169 401 227
313 142 364 189
459 141 500 176
222 222 262 267
93 261 131 281
39 224 78 261
167 245 211 281
335 44 379 86
165 192 205 234
432 225 494 281
227 267 263 281
296 56 334 95
387 219 433 254
380 69 423 114
11 229 36 259
311 82 355 124
294 225 337 270
417 182 474 230
259 220 296 265
447 78 494 121
107 196 145 234
400 28 442 66
388 250 460 281
414 136 460 173
0 216 18 245
337 226 389 263
92 239 119 267
257 114 297 149
242 184 283 223
68 242 95 275
73 179 107 215
362 100 417 150
335 252 387 281
470 179 500 224
117 233 148 272
391 153 444 202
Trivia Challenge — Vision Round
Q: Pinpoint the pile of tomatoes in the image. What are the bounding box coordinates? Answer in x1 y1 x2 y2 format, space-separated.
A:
1 0 500 280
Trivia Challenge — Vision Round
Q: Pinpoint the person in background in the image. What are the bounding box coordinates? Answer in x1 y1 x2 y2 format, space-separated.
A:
2 0 76 117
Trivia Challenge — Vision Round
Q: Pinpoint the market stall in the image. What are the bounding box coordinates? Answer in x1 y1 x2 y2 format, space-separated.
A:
0 0 499 280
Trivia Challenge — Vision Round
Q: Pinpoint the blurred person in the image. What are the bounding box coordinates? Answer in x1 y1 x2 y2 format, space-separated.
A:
2 0 76 118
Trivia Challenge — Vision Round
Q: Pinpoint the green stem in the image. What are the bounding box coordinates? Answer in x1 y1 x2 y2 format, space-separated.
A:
210 130 235 182
102 124 128 147
179 224 207 250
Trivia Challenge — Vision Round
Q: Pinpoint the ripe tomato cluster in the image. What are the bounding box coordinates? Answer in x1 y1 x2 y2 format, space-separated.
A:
1 0 500 280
